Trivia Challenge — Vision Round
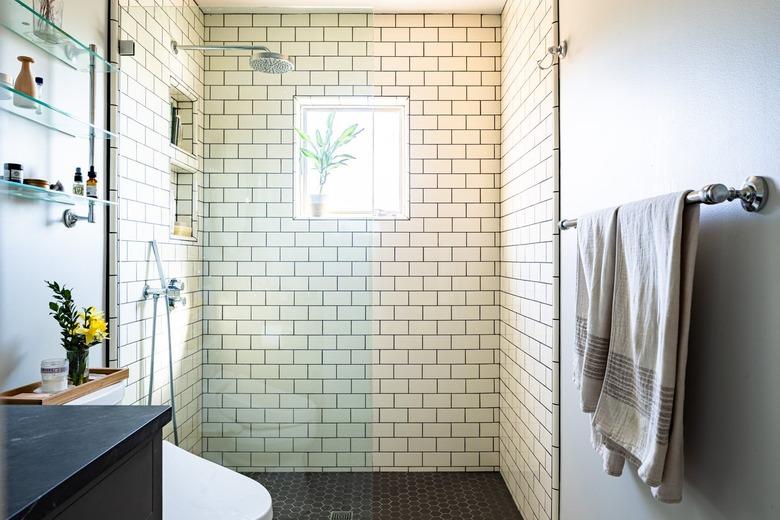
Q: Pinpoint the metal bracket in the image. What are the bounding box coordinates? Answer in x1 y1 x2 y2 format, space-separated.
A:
63 201 95 228
737 175 768 212
538 41 567 70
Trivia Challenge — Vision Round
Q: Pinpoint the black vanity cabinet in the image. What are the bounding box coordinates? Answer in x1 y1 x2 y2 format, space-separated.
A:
2 405 171 520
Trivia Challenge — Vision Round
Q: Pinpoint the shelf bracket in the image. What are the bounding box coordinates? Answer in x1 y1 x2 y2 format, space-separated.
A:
63 201 95 228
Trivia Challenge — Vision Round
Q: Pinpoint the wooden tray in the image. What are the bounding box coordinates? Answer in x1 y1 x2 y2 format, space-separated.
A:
0 368 129 405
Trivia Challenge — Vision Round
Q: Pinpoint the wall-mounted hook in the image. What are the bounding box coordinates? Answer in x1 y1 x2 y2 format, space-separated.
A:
537 40 567 70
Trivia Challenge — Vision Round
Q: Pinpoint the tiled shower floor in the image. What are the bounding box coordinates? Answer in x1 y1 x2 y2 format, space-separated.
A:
246 472 523 520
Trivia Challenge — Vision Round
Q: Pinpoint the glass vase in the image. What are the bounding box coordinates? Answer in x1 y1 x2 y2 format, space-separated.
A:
33 0 65 44
67 349 89 386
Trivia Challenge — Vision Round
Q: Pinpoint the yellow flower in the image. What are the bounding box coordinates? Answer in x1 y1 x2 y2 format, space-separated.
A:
72 324 88 336
86 315 108 344
72 308 109 346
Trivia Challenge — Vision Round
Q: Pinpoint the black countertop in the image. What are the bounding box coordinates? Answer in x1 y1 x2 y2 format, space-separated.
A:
2 405 171 520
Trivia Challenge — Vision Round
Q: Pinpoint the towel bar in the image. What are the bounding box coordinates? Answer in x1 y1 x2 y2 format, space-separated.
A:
558 176 768 230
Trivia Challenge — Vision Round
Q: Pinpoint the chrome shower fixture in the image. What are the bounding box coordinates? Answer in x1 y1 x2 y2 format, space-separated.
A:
249 50 295 74
144 240 180 445
171 40 294 74
144 278 186 309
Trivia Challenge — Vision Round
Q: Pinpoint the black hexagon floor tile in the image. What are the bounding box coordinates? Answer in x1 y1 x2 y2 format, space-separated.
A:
244 472 524 520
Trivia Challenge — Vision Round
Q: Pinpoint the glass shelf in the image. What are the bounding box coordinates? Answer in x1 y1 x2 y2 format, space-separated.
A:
0 178 116 206
0 83 117 139
0 0 116 73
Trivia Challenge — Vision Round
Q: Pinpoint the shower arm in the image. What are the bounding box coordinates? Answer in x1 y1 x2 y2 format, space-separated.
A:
171 40 271 54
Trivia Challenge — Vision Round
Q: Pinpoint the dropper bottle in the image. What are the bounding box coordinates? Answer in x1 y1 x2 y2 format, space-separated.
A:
86 166 98 199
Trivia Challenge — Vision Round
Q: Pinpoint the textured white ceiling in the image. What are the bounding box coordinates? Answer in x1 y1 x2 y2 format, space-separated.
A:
197 0 504 14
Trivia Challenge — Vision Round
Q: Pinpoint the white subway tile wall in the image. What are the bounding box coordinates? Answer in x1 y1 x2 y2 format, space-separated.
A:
499 1 558 519
115 0 205 454
201 12 502 471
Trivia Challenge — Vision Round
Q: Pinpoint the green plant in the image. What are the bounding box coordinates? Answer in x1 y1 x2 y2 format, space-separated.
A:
47 281 109 385
295 113 364 195
46 281 81 352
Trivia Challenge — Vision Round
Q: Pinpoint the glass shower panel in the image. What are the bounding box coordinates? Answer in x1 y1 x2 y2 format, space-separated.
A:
197 6 379 487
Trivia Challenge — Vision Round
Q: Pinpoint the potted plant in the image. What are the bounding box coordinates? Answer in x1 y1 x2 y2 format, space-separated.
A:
47 281 109 385
295 113 363 217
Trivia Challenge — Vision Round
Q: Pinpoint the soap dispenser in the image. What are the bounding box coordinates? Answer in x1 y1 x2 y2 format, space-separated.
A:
72 167 84 196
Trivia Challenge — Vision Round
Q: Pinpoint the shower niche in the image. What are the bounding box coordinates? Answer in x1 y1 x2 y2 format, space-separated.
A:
170 160 199 241
169 80 198 156
168 77 200 241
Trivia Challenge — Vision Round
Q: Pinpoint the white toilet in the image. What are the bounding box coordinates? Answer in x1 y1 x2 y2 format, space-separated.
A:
66 381 274 520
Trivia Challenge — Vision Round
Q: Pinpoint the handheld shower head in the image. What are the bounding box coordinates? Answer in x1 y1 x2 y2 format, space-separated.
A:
250 50 295 74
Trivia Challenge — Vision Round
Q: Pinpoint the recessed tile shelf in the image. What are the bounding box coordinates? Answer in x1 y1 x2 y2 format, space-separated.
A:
0 178 116 207
0 0 117 73
0 84 117 139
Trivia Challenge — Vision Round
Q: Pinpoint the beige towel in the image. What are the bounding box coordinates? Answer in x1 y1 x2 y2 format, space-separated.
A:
574 207 618 413
592 192 700 503
573 207 627 476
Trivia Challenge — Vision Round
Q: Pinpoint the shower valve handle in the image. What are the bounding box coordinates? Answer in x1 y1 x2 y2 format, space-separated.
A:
166 278 185 307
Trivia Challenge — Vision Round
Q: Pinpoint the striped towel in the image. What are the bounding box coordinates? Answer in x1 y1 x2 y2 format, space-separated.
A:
574 207 618 413
592 192 700 503
573 207 625 476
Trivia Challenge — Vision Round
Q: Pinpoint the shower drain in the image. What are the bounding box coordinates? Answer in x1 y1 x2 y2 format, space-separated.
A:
329 512 353 520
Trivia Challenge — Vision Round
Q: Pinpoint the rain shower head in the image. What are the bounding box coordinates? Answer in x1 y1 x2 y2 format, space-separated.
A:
250 50 295 74
171 40 295 74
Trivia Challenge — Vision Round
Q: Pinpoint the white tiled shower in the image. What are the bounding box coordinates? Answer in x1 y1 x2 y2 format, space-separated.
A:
200 10 501 473
112 1 557 519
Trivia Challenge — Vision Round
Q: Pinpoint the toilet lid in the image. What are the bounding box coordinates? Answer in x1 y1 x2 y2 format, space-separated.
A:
163 441 273 520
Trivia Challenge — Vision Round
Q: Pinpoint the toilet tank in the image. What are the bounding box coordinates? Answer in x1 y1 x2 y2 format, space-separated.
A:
64 381 126 405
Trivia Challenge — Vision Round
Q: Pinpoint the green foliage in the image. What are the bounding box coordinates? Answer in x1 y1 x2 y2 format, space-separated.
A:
46 280 82 352
295 112 364 194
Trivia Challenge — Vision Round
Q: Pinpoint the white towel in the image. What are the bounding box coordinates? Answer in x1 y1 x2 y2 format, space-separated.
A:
591 191 700 503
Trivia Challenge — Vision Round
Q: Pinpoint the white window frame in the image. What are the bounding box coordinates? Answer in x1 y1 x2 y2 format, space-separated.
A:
293 96 410 220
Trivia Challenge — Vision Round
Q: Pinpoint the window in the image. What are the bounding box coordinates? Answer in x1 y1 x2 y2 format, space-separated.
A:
293 96 409 219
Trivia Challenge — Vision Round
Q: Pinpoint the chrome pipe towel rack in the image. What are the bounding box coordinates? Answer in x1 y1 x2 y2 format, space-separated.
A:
559 176 768 230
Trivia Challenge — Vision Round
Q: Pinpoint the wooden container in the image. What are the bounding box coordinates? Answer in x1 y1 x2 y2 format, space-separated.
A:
0 368 129 405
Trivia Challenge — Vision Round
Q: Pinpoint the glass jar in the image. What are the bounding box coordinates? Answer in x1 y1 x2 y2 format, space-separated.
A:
4 163 23 183
33 0 64 44
67 349 89 386
40 358 68 392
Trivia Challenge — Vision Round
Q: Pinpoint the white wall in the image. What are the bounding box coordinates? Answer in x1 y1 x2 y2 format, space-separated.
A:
0 0 108 390
559 0 780 518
